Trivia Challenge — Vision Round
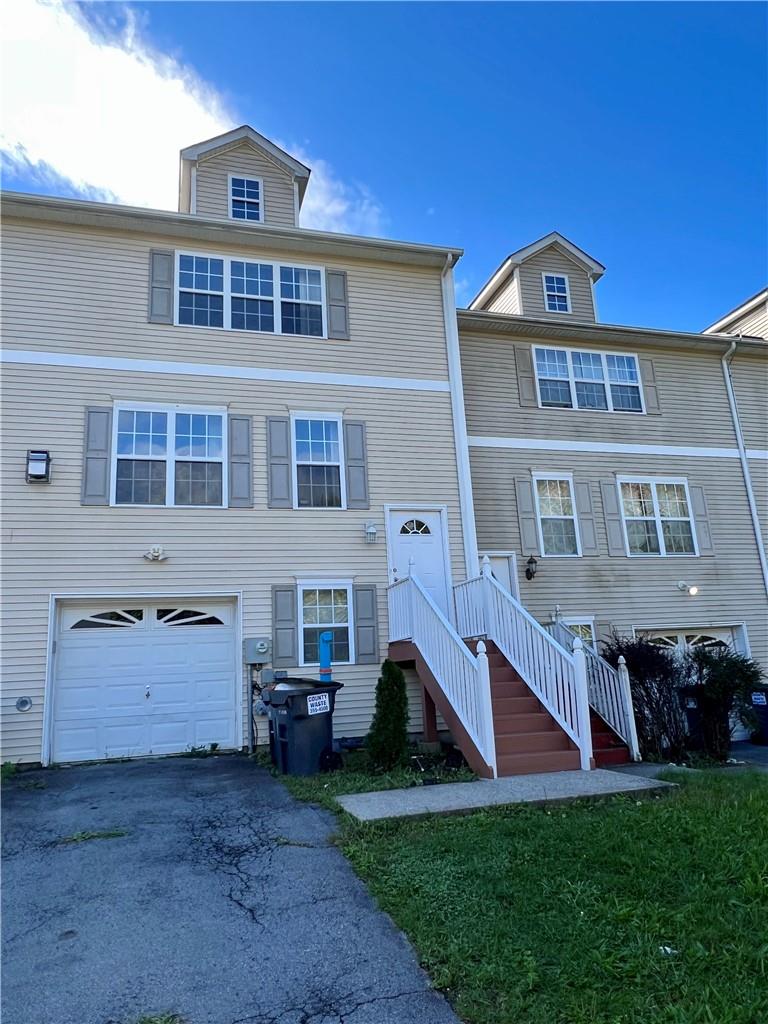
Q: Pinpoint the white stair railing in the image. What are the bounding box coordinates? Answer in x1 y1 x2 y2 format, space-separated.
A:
388 574 497 776
547 619 641 761
454 560 593 771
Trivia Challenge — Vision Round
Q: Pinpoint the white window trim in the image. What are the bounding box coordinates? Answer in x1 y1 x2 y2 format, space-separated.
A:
532 472 582 557
290 411 347 510
562 617 596 646
532 344 646 415
110 401 229 509
541 271 572 314
227 173 264 223
296 578 354 667
616 475 699 558
174 249 327 339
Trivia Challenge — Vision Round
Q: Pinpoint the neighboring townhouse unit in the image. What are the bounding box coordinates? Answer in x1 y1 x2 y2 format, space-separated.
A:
461 234 768 710
1 125 476 767
2 130 766 779
704 288 768 341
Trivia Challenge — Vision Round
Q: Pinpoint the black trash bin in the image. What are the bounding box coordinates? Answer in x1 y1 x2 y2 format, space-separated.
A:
262 678 344 776
749 689 768 744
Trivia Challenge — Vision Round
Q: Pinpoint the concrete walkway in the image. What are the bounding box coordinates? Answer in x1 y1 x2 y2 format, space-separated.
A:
336 768 674 822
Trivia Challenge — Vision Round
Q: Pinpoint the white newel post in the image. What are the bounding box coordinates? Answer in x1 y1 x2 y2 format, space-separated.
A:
480 554 492 637
476 640 498 778
618 655 641 762
572 637 593 771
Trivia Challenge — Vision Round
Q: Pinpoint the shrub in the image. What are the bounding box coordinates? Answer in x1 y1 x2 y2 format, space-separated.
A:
366 659 410 771
686 646 763 761
602 635 689 761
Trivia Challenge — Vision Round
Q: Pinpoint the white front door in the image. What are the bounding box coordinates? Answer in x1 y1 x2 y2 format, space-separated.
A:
51 599 238 763
387 509 450 615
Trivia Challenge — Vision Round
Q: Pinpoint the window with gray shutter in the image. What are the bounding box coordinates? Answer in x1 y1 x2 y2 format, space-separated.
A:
514 345 538 407
593 620 615 651
574 481 599 555
228 415 253 508
326 270 350 340
639 358 661 414
515 477 541 556
267 417 292 508
344 421 369 509
148 250 175 324
600 480 627 556
81 407 112 505
689 485 714 555
272 585 298 668
353 585 378 664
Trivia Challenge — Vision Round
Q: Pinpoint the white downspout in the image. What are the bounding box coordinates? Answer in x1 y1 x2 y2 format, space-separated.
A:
441 255 480 579
722 338 768 596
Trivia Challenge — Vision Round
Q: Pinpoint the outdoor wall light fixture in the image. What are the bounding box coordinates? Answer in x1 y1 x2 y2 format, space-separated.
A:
525 555 538 581
364 522 378 545
677 581 699 596
26 450 52 482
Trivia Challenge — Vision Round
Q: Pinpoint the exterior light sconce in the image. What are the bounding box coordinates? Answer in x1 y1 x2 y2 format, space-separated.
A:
364 522 378 545
26 450 52 482
677 581 699 596
525 555 538 581
143 545 168 562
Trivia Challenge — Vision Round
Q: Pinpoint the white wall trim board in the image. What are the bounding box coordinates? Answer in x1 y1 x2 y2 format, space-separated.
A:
2 349 451 394
468 435 768 461
41 589 244 766
441 260 480 577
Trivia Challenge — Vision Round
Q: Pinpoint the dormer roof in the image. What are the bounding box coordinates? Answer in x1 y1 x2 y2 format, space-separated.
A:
178 124 311 214
469 231 605 310
703 287 768 335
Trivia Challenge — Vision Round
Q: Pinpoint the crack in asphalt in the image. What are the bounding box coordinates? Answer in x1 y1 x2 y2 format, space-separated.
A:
227 981 429 1024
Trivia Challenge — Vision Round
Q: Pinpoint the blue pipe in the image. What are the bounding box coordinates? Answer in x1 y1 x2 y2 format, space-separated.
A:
318 630 333 684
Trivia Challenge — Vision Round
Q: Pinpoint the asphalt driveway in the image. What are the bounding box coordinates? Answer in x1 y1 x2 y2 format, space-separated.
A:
2 756 458 1024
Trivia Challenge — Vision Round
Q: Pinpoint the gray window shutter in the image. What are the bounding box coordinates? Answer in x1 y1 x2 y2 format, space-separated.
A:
689 485 714 555
515 477 540 555
81 406 112 505
594 620 614 652
639 358 661 414
148 250 174 324
353 585 379 665
344 421 369 509
228 415 252 508
514 345 538 408
574 481 599 555
600 480 627 556
272 585 298 668
267 417 292 508
326 270 350 340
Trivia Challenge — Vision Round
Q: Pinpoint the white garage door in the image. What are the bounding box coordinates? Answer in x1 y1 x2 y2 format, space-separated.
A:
52 599 239 763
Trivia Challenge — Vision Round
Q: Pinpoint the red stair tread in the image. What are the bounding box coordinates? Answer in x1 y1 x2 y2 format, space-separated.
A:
497 749 581 775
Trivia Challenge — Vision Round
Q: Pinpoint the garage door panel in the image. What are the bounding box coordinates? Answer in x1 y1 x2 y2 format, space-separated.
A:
52 599 239 763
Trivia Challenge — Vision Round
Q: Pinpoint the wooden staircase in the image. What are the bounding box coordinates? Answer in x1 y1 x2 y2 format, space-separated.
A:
590 709 631 767
465 640 581 775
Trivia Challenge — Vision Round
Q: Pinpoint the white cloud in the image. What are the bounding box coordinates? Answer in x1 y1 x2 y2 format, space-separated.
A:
454 276 474 307
1 0 384 233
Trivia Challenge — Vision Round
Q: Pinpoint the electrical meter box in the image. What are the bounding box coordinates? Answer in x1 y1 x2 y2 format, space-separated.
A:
243 636 271 664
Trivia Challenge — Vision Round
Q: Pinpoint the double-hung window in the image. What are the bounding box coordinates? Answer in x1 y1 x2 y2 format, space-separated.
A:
176 253 325 337
534 346 644 413
298 582 353 665
292 415 344 508
618 478 697 556
229 175 262 221
542 273 571 313
534 476 581 556
113 404 226 507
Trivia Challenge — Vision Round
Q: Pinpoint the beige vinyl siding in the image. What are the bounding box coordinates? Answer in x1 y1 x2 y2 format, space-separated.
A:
469 447 768 673
194 142 297 227
0 365 465 763
730 351 768 451
723 301 768 340
2 221 450 380
485 270 521 315
460 331 744 449
517 247 596 321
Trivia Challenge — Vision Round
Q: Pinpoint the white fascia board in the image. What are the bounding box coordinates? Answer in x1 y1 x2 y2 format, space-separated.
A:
703 288 768 334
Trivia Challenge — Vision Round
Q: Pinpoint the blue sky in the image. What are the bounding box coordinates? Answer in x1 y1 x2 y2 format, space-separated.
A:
2 1 765 330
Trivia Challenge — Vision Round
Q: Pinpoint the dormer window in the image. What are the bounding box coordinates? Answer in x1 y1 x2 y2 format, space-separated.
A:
542 273 571 313
229 175 262 221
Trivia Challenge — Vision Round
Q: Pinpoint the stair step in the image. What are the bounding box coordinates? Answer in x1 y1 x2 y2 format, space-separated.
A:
493 712 557 734
490 666 521 684
492 695 541 715
495 731 572 755
490 680 530 699
593 747 632 767
497 749 581 776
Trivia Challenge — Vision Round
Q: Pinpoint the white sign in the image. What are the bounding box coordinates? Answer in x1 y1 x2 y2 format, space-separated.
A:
307 692 331 716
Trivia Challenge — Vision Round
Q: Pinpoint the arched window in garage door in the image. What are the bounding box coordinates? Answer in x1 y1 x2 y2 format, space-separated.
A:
70 609 144 629
156 608 225 626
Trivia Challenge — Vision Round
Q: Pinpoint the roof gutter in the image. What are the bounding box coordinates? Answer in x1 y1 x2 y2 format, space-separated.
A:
441 254 479 579
721 338 768 597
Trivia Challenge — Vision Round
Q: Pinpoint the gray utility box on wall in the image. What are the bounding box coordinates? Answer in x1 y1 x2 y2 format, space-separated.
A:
262 679 344 776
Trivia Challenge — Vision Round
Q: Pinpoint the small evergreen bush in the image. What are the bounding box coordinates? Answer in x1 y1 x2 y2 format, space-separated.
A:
366 659 410 771
686 646 763 761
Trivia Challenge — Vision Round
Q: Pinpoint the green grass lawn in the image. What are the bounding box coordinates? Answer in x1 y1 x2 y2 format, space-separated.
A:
327 771 767 1024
